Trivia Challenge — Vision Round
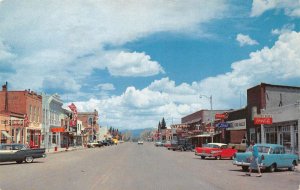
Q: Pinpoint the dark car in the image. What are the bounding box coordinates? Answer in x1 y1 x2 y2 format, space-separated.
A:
0 144 46 164
168 139 195 151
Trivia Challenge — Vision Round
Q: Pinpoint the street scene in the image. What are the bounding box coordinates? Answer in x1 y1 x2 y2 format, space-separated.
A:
0 142 299 190
1 1 300 190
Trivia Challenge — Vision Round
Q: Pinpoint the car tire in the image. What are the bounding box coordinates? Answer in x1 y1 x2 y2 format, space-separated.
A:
242 166 249 172
16 160 23 164
268 163 276 173
180 147 184 152
288 161 296 171
215 156 221 160
25 156 34 163
201 156 205 159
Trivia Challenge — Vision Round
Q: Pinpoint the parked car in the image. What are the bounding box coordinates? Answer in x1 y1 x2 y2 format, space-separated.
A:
167 139 194 151
195 143 237 160
155 141 163 147
163 141 172 148
232 143 298 172
228 139 247 152
0 144 46 164
87 141 99 148
138 140 144 145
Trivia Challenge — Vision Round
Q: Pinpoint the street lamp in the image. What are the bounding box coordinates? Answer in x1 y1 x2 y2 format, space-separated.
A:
200 95 213 142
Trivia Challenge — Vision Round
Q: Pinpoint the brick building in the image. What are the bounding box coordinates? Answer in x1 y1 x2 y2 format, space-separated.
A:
0 83 42 148
246 83 300 156
77 110 99 142
224 108 247 144
181 109 230 147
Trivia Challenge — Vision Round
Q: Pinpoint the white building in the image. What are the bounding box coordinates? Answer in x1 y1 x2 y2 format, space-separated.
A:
42 93 65 150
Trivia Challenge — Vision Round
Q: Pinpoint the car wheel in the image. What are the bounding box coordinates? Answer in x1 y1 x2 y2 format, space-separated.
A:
16 160 23 164
215 156 221 160
180 147 184 152
242 166 249 172
288 161 296 171
231 156 234 160
268 163 276 172
201 156 205 159
25 156 34 163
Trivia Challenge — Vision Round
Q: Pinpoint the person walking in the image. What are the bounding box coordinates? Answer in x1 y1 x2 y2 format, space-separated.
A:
246 141 262 177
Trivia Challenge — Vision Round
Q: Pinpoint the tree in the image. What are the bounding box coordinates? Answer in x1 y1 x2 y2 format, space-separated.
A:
158 121 161 131
161 117 166 129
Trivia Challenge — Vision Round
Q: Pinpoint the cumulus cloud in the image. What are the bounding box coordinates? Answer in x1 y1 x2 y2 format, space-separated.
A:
0 0 227 91
73 31 300 129
105 51 164 77
251 0 300 17
236 34 259 46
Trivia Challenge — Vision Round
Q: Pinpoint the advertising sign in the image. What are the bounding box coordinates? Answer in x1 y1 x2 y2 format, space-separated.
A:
215 112 229 119
254 117 273 125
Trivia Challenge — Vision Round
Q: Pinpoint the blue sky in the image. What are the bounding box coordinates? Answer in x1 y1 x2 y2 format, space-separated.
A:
0 0 300 129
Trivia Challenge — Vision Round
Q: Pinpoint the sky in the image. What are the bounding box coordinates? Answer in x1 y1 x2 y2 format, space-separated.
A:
0 0 300 129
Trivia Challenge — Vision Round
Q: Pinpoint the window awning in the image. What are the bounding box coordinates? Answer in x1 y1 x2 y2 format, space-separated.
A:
1 131 12 138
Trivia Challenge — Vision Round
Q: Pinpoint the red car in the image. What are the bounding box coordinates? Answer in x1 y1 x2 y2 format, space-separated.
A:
195 143 237 160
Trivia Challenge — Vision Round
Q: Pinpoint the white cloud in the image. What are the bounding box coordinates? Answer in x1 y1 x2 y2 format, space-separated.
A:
271 24 295 35
236 34 259 46
95 83 115 91
0 0 227 91
72 31 300 129
251 0 300 17
105 51 164 77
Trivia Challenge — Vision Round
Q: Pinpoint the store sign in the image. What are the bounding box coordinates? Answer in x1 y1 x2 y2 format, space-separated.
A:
215 112 228 119
254 117 273 125
51 127 65 132
216 122 230 128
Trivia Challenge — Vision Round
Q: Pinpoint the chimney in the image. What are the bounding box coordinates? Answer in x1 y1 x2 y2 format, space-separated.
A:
2 81 7 91
4 82 8 111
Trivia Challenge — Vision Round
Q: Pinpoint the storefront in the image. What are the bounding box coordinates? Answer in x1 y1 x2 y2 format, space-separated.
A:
27 129 41 148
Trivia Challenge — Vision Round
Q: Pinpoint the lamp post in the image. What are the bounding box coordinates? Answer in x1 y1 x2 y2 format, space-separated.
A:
200 95 213 142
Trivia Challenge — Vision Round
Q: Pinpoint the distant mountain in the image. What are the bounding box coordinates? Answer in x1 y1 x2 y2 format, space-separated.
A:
120 128 155 138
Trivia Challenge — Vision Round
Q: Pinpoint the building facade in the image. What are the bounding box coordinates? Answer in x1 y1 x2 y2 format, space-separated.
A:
77 110 99 142
246 83 300 157
0 83 42 148
42 93 65 149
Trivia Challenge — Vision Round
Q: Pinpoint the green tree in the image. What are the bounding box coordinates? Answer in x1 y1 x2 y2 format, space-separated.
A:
161 117 166 129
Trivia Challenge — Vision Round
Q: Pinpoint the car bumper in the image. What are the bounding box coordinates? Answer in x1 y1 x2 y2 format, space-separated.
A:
195 152 214 157
232 160 266 169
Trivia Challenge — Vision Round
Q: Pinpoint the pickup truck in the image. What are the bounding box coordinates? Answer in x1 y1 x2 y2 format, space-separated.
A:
0 144 46 163
228 139 247 152
167 139 194 151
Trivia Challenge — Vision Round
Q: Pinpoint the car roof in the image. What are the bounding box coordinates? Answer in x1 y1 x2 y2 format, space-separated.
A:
207 143 227 146
255 143 283 148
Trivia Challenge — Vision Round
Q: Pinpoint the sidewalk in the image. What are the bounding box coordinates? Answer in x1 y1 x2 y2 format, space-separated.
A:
45 146 86 154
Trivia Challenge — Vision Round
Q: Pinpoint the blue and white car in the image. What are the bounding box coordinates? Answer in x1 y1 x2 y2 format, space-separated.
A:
232 143 298 172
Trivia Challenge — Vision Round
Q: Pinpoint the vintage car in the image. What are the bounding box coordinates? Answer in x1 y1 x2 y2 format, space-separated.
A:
232 143 299 172
137 140 144 145
195 143 237 160
0 144 46 164
154 141 163 147
163 141 172 148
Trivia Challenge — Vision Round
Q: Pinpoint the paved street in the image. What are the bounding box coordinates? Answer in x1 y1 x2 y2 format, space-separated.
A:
0 142 299 190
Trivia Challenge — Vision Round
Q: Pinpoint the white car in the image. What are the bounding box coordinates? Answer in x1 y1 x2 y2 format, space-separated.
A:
138 140 144 145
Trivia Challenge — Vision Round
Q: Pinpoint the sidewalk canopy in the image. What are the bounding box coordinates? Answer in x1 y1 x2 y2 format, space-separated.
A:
1 131 12 138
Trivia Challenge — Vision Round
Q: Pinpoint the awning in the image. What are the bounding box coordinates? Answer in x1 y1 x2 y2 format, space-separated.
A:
1 131 12 138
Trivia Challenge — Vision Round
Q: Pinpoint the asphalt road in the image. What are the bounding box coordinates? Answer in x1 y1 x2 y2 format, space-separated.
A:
0 142 299 190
